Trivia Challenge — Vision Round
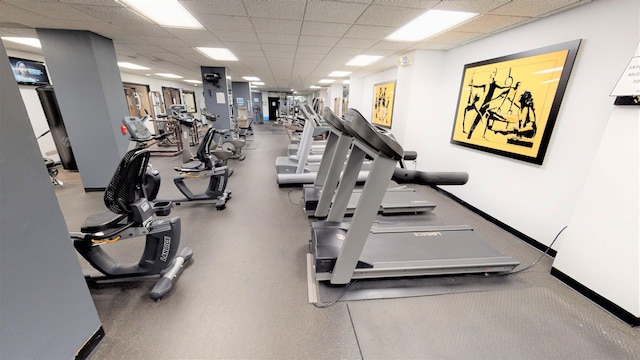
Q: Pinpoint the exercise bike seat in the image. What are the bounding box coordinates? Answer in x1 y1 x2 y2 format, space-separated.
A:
174 127 217 172
81 211 128 234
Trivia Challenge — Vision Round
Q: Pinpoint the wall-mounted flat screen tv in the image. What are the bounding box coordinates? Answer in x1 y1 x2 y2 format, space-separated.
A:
8 56 51 86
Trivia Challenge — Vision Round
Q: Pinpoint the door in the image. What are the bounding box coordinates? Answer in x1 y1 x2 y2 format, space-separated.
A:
251 92 264 123
268 96 279 121
162 87 182 113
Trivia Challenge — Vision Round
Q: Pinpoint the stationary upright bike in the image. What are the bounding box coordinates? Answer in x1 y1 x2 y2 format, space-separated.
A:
123 116 232 210
70 148 192 300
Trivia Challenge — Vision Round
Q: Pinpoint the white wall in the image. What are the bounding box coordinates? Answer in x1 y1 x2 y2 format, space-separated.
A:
352 0 639 249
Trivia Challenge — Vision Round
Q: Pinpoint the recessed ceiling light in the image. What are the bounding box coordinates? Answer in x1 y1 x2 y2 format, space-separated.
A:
117 62 150 70
386 9 478 42
119 0 203 29
328 71 351 77
346 55 383 67
1 37 41 48
155 73 183 79
196 47 239 61
184 79 202 84
252 82 265 86
318 79 335 84
343 80 350 84
310 85 321 89
243 76 260 81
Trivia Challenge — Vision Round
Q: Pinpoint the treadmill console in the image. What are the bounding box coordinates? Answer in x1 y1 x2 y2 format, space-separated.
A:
344 108 404 161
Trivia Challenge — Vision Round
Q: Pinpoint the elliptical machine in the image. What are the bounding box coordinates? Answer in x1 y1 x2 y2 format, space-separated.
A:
123 116 232 210
70 148 192 300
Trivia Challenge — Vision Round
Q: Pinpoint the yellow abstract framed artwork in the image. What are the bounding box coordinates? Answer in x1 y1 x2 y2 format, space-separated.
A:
372 81 396 128
451 40 581 164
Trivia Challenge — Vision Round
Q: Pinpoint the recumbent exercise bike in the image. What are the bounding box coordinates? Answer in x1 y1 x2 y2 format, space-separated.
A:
123 116 232 210
70 148 192 300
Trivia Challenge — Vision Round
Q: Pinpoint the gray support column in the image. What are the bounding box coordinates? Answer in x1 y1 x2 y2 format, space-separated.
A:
0 41 102 359
201 66 232 131
36 29 129 191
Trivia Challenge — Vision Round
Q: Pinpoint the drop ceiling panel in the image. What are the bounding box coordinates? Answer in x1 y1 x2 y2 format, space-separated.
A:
244 0 306 20
4 1 92 21
256 32 299 45
215 30 259 43
356 5 426 27
181 0 248 16
490 0 585 17
303 1 369 23
301 21 350 37
456 15 531 34
419 31 486 45
335 37 379 49
0 0 594 92
198 15 253 32
251 18 302 34
298 35 340 47
343 24 395 40
433 0 511 13
261 43 297 53
371 0 438 10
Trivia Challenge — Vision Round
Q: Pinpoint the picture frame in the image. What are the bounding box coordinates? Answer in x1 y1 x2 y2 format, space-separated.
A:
372 80 396 128
450 39 581 165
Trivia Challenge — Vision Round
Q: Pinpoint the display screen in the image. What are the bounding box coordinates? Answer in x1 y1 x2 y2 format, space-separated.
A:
8 56 51 86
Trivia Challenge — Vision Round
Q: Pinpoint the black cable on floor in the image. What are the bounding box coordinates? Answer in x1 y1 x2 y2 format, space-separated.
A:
313 280 359 308
469 225 568 278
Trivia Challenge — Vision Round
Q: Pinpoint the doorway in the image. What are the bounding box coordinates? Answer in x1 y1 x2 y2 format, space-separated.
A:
268 96 279 121
183 90 197 114
123 83 152 117
162 87 182 113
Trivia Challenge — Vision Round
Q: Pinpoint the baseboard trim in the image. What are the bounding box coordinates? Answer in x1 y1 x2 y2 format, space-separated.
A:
550 267 640 326
434 186 556 257
75 326 105 360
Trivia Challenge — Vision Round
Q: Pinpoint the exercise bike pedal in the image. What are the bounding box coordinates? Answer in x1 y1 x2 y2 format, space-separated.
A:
150 247 193 301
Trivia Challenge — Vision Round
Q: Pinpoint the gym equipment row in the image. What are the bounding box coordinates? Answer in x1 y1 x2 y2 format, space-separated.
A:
308 108 520 285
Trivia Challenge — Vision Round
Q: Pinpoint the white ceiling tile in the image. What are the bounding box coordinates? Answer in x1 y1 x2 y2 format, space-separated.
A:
301 21 350 37
198 16 253 32
371 0 438 9
455 14 531 34
181 0 248 16
251 18 302 34
298 35 340 47
216 30 259 43
244 0 306 20
257 33 299 45
303 1 369 23
356 5 427 27
334 37 378 49
490 0 584 17
432 0 510 13
343 25 395 40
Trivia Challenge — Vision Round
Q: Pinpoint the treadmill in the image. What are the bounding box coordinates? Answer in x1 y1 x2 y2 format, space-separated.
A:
275 105 368 186
309 108 519 285
286 104 329 161
304 108 438 216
